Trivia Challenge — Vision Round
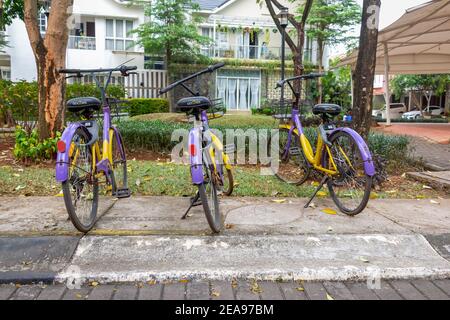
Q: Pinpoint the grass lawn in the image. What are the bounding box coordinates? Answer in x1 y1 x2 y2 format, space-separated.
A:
132 113 279 128
0 160 446 200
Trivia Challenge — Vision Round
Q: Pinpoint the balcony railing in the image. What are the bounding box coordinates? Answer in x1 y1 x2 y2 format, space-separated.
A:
68 36 96 50
202 44 313 62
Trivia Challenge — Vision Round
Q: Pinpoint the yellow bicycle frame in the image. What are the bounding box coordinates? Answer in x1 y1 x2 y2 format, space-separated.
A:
208 131 233 173
279 124 338 176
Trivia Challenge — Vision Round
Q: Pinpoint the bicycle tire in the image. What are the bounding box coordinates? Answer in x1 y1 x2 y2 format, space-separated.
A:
327 131 372 216
62 128 99 233
220 165 234 196
110 129 127 193
198 163 223 233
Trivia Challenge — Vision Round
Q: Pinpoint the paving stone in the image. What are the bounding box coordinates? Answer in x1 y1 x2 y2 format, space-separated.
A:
87 285 116 300
303 282 328 300
433 279 450 296
259 282 283 300
112 284 138 300
278 282 307 300
162 282 186 300
389 281 427 300
210 281 234 300
62 288 90 300
37 285 66 300
373 281 403 300
235 280 260 300
138 284 162 300
10 285 42 300
411 280 449 300
345 282 380 300
0 285 17 300
323 282 355 300
186 281 210 300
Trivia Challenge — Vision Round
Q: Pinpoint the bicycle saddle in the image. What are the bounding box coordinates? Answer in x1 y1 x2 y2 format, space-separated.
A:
176 96 211 112
313 104 342 116
67 97 101 113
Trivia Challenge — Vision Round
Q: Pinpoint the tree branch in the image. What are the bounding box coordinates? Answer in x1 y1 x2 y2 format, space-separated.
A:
265 0 296 50
24 0 43 57
300 0 314 28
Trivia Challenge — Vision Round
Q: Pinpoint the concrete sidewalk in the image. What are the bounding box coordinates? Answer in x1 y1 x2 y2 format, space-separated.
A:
0 196 449 284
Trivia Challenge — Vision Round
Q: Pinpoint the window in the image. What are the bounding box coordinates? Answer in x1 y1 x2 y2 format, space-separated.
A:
217 70 261 110
105 19 135 51
1 69 11 81
38 12 48 34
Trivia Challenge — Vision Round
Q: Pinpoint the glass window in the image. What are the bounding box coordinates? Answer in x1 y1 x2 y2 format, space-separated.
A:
38 12 47 33
116 20 124 38
106 19 114 37
105 39 114 50
126 21 133 36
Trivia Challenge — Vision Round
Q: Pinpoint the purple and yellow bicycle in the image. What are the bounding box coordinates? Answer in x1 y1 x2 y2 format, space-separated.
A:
273 73 376 216
55 65 137 232
159 63 233 233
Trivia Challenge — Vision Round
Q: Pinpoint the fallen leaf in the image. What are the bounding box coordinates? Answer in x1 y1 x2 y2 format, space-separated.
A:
311 181 320 187
75 293 82 299
430 200 440 205
272 199 286 204
14 185 26 191
211 290 220 297
271 191 280 197
322 208 337 215
326 293 334 300
308 202 316 209
250 280 262 294
54 192 64 197
422 185 433 190
416 195 426 199
135 179 141 186
225 223 235 230
327 227 334 232
179 279 189 283
370 192 379 200
89 281 99 287
317 191 328 197
13 173 20 177
359 257 370 263
296 287 305 292
233 182 240 187
386 189 397 194
231 279 238 289
147 280 157 285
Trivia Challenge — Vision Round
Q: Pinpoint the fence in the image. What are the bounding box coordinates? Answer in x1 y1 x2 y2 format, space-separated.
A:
124 69 168 99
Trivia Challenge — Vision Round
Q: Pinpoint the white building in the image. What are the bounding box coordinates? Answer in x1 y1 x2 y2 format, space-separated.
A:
1 0 145 82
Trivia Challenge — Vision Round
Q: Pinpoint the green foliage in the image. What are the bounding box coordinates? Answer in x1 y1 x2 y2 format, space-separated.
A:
1 0 24 29
0 32 8 52
134 0 211 66
13 126 61 162
126 98 169 117
298 0 361 50
390 74 450 98
311 66 353 110
376 117 448 124
65 82 125 100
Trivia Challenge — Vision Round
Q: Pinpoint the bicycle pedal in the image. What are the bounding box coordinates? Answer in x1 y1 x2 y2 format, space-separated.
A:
113 188 131 199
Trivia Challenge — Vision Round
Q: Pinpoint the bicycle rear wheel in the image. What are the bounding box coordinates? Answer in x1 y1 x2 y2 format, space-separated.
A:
198 160 222 233
271 128 311 185
110 129 128 194
327 131 372 216
62 128 99 232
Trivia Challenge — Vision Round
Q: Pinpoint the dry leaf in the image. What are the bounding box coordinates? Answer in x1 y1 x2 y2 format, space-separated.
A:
296 287 305 292
326 293 334 300
360 257 370 263
147 280 157 285
430 200 440 205
311 181 320 187
317 191 327 197
179 279 189 283
225 223 235 230
370 192 379 199
422 185 433 190
231 279 238 289
322 208 337 215
89 281 99 287
250 280 262 294
75 293 82 299
308 202 316 209
272 199 286 204
135 179 141 186
211 290 220 297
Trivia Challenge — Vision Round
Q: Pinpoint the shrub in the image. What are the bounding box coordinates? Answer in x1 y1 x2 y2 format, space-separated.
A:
13 126 61 163
65 82 125 100
375 117 448 123
126 98 169 117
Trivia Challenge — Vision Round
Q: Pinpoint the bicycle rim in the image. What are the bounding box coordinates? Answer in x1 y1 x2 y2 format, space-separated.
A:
327 131 372 216
62 129 99 232
272 128 311 185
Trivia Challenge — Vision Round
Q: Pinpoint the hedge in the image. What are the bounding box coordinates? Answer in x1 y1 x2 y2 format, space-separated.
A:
126 98 169 117
375 117 448 123
117 119 410 164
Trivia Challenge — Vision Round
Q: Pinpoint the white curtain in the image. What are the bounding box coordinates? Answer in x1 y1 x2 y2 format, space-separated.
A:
250 79 260 109
228 79 237 109
239 79 249 110
236 33 243 59
243 32 250 59
217 78 227 104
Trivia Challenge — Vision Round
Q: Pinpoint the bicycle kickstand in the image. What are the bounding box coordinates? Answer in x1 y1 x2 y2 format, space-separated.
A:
304 175 329 209
181 191 202 220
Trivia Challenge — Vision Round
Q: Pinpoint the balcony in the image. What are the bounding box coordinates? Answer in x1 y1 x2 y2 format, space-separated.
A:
68 36 96 50
202 45 313 62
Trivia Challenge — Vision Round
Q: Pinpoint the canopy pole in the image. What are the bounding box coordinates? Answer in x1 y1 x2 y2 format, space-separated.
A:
383 42 391 126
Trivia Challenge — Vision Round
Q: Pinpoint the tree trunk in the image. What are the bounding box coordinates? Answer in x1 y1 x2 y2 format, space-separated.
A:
165 47 176 112
352 0 381 140
317 38 324 103
24 0 73 140
445 84 450 116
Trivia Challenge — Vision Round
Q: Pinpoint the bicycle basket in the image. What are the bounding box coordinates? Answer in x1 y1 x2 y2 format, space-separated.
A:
271 99 295 121
107 98 130 121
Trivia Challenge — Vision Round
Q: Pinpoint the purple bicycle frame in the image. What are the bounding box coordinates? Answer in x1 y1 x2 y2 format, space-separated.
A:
55 103 122 183
285 108 376 177
189 110 214 185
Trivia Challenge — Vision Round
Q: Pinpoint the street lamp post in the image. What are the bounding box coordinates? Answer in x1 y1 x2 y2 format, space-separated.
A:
278 7 289 109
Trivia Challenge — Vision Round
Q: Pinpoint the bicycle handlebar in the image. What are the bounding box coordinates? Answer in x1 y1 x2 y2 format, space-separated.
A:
159 62 226 95
58 65 138 77
276 72 325 88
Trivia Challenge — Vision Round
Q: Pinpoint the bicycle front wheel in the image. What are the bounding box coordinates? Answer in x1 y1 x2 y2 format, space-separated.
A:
327 131 372 216
62 128 99 232
271 128 311 185
219 163 234 196
198 163 222 233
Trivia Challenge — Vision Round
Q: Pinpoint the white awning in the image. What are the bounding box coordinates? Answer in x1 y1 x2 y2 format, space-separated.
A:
337 0 450 75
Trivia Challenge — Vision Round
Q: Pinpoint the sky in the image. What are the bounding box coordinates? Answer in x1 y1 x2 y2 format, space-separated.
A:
330 0 429 56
